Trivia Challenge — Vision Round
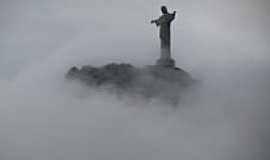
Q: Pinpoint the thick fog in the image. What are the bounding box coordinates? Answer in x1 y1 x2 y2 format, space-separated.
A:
0 0 270 160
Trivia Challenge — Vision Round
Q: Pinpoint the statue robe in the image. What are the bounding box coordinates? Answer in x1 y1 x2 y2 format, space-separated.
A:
156 13 175 59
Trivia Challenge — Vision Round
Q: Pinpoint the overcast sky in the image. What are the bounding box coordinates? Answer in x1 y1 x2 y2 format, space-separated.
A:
0 0 269 78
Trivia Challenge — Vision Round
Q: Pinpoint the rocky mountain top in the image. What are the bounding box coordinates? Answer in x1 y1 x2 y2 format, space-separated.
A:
66 63 193 105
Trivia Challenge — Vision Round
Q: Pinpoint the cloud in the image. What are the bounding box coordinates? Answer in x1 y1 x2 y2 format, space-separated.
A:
0 0 269 160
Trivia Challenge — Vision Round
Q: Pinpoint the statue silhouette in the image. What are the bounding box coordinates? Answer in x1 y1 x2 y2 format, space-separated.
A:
151 6 176 67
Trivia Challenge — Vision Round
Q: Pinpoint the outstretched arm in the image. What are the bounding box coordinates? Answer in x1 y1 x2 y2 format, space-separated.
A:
173 11 176 16
151 19 160 26
171 11 176 19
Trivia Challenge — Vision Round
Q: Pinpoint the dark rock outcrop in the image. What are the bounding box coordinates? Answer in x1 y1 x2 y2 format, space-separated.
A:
66 63 193 105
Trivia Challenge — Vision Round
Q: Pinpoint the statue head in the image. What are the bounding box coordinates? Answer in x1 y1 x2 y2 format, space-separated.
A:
161 6 168 14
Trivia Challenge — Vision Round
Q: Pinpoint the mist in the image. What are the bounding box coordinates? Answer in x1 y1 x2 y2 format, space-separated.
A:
0 0 270 160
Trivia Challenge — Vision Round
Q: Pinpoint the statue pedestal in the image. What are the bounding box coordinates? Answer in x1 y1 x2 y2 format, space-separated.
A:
156 58 175 68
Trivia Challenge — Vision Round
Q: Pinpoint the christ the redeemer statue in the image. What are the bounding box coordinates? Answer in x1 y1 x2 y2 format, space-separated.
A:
151 6 176 68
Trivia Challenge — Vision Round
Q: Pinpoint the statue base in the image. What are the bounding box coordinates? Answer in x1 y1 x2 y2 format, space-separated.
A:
156 58 175 68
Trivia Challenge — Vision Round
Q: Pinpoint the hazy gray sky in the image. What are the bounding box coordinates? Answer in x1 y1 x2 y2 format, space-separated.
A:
0 0 269 78
0 0 269 160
